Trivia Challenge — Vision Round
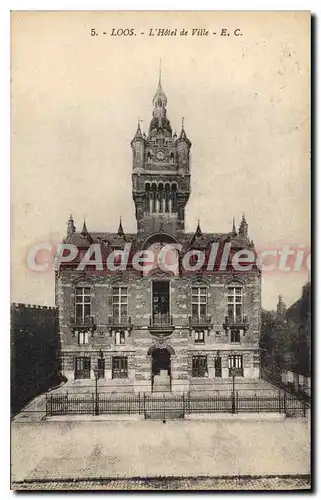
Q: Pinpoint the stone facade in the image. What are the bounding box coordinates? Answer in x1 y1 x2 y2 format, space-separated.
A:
56 73 261 393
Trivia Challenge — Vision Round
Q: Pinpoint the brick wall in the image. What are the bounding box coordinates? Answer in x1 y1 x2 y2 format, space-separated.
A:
11 303 59 414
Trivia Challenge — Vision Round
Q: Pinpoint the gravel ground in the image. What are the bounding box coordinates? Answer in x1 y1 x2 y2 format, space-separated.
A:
12 475 311 491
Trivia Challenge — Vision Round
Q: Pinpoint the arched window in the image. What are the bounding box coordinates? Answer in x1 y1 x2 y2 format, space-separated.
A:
171 184 177 213
147 152 152 163
158 183 164 213
145 183 150 212
151 183 157 213
170 153 174 163
164 183 170 213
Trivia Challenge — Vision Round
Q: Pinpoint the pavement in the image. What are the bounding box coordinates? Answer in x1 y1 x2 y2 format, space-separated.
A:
11 418 310 484
12 476 311 490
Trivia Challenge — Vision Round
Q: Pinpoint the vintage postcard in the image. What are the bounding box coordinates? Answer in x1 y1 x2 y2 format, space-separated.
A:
11 11 311 491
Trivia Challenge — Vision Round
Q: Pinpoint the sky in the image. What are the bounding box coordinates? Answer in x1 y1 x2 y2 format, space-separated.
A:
11 11 310 310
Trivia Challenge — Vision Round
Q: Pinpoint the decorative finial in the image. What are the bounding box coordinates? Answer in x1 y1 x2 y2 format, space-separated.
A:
195 218 202 238
159 58 162 86
67 214 76 237
182 116 185 129
117 216 125 238
232 217 237 236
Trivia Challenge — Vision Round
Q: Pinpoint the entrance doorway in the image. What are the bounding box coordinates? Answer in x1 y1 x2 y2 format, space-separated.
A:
151 348 171 392
215 356 222 377
152 348 171 376
152 281 170 323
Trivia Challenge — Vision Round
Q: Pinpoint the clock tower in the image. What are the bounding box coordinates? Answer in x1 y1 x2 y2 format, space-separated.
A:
131 70 191 240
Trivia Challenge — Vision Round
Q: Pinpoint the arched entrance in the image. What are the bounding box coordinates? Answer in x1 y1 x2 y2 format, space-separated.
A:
148 346 174 392
152 348 171 377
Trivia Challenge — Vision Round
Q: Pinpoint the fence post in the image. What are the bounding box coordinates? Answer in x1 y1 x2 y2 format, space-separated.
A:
138 392 141 415
236 391 238 414
143 392 146 419
92 393 95 416
182 393 185 418
303 399 306 417
284 392 287 416
163 393 166 422
231 391 235 414
278 390 281 413
50 394 53 416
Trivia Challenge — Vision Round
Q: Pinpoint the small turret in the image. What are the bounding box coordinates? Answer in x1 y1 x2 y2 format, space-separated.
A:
239 214 249 238
176 118 191 172
80 219 93 243
131 119 145 169
276 295 287 319
117 216 125 239
191 219 206 248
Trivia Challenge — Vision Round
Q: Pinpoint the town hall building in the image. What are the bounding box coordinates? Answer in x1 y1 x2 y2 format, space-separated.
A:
55 73 261 393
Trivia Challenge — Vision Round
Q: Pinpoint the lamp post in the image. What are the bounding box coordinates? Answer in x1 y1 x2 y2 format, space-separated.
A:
93 368 99 416
230 367 237 414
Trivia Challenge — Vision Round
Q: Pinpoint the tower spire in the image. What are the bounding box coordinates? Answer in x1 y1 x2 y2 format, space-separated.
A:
159 58 162 87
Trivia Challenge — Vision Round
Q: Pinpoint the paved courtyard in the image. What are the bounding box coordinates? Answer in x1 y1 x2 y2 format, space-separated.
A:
12 418 310 486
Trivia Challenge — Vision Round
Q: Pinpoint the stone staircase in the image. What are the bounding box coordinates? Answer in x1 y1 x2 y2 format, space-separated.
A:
152 370 171 393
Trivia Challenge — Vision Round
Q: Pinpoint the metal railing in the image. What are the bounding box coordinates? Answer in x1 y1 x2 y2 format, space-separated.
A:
150 313 173 326
71 315 95 327
45 391 308 418
224 315 248 326
189 315 212 327
108 315 132 327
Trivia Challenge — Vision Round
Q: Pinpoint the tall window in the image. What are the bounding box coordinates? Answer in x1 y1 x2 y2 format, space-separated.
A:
78 331 89 345
115 330 126 345
75 287 91 323
112 356 128 379
194 330 205 344
228 354 243 376
158 184 164 212
171 184 177 212
231 329 241 343
192 356 208 377
164 184 170 213
145 183 150 212
151 184 157 212
112 287 128 322
192 287 207 318
74 357 91 379
227 285 242 320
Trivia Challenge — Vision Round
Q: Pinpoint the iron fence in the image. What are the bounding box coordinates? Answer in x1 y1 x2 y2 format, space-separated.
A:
45 391 308 419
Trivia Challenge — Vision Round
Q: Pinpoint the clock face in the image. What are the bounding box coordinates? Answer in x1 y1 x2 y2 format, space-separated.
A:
156 150 165 161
